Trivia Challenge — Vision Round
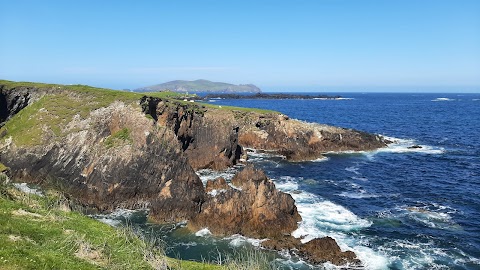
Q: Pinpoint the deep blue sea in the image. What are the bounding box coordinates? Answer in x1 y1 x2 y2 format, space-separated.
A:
98 93 480 269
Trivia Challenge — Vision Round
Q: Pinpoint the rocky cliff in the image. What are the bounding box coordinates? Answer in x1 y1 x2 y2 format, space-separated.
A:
0 80 389 266
235 111 387 161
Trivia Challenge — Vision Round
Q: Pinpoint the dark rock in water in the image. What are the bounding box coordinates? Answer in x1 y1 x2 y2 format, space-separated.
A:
189 165 301 239
408 145 422 149
300 237 359 265
384 138 394 144
262 236 360 266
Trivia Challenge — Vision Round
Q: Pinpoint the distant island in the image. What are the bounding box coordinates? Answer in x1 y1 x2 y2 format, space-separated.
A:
135 79 261 93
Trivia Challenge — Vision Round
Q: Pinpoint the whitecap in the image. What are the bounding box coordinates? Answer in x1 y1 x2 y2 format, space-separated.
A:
432 97 454 101
351 246 390 270
195 228 212 237
404 206 460 230
338 191 380 199
196 166 240 184
310 156 330 162
207 189 227 197
96 218 122 227
345 166 361 175
224 234 265 247
90 208 144 227
376 136 445 155
13 183 44 197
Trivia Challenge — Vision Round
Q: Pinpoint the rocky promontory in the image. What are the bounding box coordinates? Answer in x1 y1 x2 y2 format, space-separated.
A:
0 80 389 266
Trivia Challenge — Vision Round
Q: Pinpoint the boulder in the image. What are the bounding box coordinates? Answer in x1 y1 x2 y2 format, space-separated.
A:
189 165 301 238
262 236 361 266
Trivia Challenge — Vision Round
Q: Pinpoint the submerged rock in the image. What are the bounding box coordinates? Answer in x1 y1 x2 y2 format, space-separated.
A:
408 145 422 149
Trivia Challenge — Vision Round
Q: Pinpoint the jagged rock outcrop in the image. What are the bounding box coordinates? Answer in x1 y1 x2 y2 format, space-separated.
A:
189 165 301 238
140 96 241 170
0 85 53 125
235 112 387 161
0 100 205 222
262 236 360 266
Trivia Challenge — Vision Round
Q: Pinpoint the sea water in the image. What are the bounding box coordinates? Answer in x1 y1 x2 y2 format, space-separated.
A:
101 93 480 269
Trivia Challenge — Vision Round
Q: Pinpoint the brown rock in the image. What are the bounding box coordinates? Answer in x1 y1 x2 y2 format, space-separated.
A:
262 236 361 266
205 177 230 193
189 165 301 238
300 237 360 265
236 112 388 161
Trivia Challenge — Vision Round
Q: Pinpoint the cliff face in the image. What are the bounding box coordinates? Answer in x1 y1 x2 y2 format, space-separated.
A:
140 96 241 170
0 97 204 222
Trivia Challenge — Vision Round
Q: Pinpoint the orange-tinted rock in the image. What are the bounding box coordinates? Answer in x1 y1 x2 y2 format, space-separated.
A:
262 236 361 266
189 165 301 239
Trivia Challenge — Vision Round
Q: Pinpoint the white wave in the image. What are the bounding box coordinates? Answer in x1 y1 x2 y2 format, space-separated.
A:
274 176 300 192
207 189 227 197
403 205 460 230
352 246 390 270
246 148 286 160
377 136 445 155
97 218 122 227
195 228 212 237
338 191 380 199
380 238 469 270
224 234 265 247
345 166 360 175
91 208 142 227
13 183 44 197
196 166 240 184
272 175 390 269
310 156 330 162
336 97 355 100
432 97 454 101
208 99 217 102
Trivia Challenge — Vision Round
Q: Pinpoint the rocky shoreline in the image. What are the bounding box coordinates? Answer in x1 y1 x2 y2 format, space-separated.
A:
0 81 389 267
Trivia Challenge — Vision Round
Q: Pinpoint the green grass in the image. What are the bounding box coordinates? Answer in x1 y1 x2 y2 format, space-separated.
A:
0 162 8 172
197 102 278 114
0 79 277 147
0 179 224 270
104 128 132 149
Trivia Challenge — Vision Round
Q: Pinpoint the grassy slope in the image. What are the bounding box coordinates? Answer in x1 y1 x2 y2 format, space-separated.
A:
0 80 276 147
0 181 222 270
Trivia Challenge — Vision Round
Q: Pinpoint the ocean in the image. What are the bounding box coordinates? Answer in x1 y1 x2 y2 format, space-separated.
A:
96 93 480 269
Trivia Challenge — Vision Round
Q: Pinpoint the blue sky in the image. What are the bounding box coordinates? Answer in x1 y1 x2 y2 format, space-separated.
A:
0 0 479 92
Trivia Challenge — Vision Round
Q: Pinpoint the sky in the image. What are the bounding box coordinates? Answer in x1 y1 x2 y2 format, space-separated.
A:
0 0 479 92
